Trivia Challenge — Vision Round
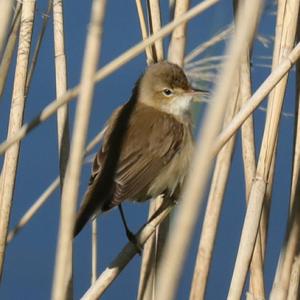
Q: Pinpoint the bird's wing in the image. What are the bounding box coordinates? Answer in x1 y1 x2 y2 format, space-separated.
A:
94 103 185 209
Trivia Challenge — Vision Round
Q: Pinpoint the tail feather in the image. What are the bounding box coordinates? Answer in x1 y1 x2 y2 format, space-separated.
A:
73 184 115 237
73 190 102 237
73 206 93 237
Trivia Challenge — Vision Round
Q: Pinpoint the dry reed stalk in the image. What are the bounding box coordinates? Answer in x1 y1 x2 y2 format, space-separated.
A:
256 0 289 266
168 0 190 66
240 46 265 300
289 44 300 219
137 2 166 297
227 180 266 300
147 0 164 61
184 25 233 64
155 2 263 300
287 256 300 300
0 0 14 54
271 14 300 300
0 0 35 279
227 0 299 298
0 0 21 213
0 0 219 155
152 198 170 277
259 156 275 261
234 1 265 297
236 0 255 223
25 0 52 96
52 1 71 295
135 3 157 296
53 0 69 181
0 4 21 97
91 219 97 284
251 141 276 283
135 0 154 63
137 199 161 300
7 128 106 244
241 59 265 300
51 1 106 298
81 201 175 300
189 69 241 300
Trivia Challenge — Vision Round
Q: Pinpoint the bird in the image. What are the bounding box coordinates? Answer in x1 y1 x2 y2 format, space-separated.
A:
73 61 205 244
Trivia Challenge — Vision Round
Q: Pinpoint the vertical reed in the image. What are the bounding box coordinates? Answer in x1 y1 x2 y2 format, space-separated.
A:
0 2 21 97
168 0 190 65
137 2 165 298
51 1 106 299
0 0 36 279
53 0 69 180
0 0 14 54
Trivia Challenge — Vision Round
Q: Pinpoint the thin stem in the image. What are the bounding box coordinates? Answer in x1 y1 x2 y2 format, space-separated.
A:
136 1 164 297
0 3 21 97
0 0 36 279
135 0 153 63
137 200 158 300
25 0 52 96
51 1 107 298
53 0 70 177
287 256 300 300
234 0 265 297
147 0 164 61
0 0 14 55
168 0 190 66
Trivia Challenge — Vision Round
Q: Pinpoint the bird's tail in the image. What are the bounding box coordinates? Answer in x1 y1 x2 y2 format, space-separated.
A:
73 189 102 237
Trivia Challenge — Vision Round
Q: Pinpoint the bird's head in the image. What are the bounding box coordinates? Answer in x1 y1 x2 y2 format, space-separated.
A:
138 61 205 118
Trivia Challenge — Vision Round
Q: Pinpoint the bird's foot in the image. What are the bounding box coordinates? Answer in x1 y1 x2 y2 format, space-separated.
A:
126 230 143 255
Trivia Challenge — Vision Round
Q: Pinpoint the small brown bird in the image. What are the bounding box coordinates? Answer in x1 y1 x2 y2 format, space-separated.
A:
74 61 204 241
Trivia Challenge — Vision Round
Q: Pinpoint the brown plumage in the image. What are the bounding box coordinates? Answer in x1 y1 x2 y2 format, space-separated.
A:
74 61 198 237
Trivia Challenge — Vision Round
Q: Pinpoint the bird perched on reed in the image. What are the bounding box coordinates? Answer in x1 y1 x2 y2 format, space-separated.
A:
73 61 205 245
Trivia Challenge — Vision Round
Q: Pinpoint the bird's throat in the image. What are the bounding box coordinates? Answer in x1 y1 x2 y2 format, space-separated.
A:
161 95 192 123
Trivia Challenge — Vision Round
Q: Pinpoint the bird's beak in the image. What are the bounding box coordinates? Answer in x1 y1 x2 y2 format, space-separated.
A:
186 86 210 102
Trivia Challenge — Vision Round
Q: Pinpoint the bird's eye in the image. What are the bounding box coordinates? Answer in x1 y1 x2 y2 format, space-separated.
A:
162 88 173 97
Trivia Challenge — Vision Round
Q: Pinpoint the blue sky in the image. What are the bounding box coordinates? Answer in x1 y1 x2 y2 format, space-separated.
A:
0 0 295 299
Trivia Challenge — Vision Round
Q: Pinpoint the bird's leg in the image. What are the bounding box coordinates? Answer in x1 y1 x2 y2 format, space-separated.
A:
118 205 143 254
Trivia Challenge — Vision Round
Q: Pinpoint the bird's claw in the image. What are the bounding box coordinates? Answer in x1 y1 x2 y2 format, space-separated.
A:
126 230 143 255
